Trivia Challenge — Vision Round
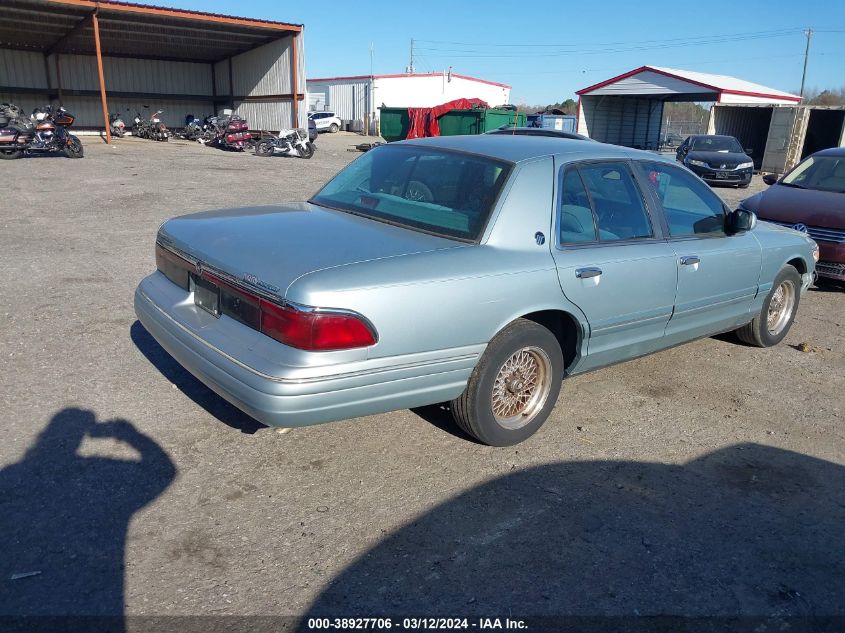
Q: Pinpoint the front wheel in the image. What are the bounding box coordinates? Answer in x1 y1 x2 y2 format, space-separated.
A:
64 135 84 158
451 319 563 446
735 266 801 347
300 142 315 159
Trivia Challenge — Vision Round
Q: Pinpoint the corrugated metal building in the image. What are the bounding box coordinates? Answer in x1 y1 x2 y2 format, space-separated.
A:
306 72 511 132
0 0 307 138
575 66 801 154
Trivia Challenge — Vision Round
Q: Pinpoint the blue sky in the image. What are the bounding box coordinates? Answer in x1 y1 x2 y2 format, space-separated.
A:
151 0 844 104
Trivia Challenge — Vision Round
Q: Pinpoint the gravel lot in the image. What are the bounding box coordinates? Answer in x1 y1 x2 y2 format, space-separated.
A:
1 133 843 627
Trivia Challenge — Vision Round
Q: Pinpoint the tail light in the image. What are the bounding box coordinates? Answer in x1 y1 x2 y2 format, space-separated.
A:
155 242 377 351
260 301 376 351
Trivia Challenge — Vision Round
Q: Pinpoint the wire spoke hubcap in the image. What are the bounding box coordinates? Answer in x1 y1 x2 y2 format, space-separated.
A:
767 280 795 336
491 346 552 430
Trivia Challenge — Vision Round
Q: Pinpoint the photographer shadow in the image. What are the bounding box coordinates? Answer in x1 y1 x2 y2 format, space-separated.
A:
0 408 176 625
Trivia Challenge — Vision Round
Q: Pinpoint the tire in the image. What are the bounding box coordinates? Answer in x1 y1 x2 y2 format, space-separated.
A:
300 142 315 159
451 319 564 446
64 135 84 158
329 123 339 133
0 147 22 160
739 183 750 189
735 266 801 347
255 140 275 157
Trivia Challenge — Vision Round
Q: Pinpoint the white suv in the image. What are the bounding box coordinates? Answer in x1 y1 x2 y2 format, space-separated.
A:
308 111 342 133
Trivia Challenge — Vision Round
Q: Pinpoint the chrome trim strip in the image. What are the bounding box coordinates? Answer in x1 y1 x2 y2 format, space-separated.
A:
138 289 478 385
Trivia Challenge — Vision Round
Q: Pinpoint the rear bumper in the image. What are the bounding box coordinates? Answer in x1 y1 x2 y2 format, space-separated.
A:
134 272 479 427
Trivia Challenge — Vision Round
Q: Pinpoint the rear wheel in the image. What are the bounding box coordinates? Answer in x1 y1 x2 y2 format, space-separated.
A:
329 123 339 133
0 147 22 160
735 266 801 347
255 140 275 157
300 142 315 159
64 135 83 158
451 319 563 446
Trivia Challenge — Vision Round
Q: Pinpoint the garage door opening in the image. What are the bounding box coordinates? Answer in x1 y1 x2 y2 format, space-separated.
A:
801 109 845 159
709 106 774 169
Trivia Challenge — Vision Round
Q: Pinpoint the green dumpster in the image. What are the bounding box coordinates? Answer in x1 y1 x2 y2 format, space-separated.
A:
379 106 525 142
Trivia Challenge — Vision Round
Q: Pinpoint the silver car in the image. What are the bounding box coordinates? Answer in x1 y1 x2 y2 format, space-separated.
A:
135 136 818 446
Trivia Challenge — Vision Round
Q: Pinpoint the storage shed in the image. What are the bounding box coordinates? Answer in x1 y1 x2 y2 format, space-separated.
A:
0 0 306 140
576 66 800 151
306 72 511 133
709 103 845 174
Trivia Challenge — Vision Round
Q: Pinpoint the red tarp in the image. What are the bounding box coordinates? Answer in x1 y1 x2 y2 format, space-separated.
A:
406 98 489 139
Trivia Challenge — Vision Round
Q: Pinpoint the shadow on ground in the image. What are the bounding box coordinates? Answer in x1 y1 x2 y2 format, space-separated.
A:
303 444 845 621
0 408 176 624
131 320 266 434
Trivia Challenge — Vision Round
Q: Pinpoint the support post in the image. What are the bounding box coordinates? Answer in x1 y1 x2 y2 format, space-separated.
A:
290 34 299 128
92 11 111 143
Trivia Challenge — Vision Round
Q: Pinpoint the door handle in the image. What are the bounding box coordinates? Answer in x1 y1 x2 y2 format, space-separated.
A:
680 255 700 266
575 267 603 279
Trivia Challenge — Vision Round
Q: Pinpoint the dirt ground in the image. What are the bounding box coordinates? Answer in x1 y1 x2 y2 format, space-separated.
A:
1 133 843 627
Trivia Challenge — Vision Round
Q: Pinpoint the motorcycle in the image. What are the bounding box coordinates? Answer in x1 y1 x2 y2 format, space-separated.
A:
254 127 315 159
131 108 169 141
109 112 126 137
178 114 206 141
201 114 251 151
0 103 83 159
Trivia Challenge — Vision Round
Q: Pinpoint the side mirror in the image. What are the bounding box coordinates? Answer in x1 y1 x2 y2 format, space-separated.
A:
727 209 757 234
745 148 754 156
762 173 778 186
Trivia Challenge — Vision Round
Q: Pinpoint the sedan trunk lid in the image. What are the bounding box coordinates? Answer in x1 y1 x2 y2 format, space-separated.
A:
157 202 463 298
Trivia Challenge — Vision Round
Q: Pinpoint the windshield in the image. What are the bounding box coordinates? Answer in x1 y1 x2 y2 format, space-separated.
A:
781 155 845 193
311 144 512 241
691 136 743 153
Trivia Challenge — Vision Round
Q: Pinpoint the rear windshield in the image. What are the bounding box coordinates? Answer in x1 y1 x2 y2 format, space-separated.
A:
691 136 743 153
311 144 512 241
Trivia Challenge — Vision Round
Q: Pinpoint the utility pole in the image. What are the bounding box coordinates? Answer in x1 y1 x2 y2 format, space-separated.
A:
800 27 813 99
407 38 415 74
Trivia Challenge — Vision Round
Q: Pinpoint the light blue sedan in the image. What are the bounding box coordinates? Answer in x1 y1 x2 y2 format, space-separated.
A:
135 136 818 446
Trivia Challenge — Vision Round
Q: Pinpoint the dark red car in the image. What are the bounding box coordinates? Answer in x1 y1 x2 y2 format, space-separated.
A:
740 147 845 285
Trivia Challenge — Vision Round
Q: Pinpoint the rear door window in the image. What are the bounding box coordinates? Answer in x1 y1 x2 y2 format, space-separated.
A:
577 162 653 241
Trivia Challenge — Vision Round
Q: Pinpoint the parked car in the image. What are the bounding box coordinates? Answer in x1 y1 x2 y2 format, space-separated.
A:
486 126 593 141
739 147 845 286
676 135 754 188
135 136 818 446
308 111 342 133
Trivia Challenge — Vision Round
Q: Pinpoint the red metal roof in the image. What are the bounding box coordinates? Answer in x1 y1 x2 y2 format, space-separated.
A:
577 65 801 103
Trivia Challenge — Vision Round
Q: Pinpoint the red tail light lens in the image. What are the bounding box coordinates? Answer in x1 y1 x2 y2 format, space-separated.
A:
260 301 376 351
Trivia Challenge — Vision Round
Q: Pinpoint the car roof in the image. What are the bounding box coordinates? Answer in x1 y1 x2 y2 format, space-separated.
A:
485 127 592 141
811 146 845 158
690 134 737 140
396 134 674 165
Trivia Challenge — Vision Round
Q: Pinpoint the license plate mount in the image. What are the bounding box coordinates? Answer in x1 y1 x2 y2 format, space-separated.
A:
191 273 220 317
715 171 728 179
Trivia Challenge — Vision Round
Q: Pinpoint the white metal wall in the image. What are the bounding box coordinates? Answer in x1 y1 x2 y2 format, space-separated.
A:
53 54 212 95
585 70 715 98
578 94 663 148
305 78 371 120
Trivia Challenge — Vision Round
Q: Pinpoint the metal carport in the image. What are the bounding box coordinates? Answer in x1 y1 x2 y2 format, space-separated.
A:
0 0 305 141
576 66 800 152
